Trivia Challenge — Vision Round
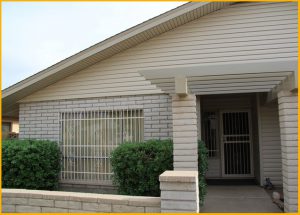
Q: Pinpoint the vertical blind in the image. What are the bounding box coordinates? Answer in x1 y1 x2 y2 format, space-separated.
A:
59 109 144 182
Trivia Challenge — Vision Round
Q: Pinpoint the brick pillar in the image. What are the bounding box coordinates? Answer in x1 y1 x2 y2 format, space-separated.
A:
159 171 199 212
172 94 198 170
277 90 298 212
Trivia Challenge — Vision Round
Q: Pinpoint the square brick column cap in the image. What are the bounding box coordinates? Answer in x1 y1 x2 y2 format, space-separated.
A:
159 170 198 183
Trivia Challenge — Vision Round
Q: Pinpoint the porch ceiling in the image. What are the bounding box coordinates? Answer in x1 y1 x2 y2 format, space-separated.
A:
139 60 297 95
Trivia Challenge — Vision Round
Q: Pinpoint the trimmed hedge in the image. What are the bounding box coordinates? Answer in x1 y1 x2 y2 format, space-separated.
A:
198 140 208 205
2 139 61 190
111 139 173 196
111 139 208 204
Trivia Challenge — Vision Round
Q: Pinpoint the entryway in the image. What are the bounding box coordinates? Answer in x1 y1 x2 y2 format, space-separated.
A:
200 93 259 181
201 186 282 212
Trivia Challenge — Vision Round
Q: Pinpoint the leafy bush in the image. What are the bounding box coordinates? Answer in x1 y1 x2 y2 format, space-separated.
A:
198 140 208 205
111 138 209 204
2 139 61 190
111 139 173 196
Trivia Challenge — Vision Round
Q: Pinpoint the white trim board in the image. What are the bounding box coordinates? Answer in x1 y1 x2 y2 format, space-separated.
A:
140 59 297 78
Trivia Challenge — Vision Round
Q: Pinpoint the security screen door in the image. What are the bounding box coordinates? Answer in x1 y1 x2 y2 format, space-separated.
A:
220 111 253 177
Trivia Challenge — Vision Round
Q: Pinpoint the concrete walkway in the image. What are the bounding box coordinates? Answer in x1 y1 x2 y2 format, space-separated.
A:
201 185 282 213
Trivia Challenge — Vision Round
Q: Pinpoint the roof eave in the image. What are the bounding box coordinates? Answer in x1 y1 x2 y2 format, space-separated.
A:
2 2 234 118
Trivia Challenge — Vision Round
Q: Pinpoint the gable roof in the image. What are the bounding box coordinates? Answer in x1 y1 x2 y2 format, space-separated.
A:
2 2 233 117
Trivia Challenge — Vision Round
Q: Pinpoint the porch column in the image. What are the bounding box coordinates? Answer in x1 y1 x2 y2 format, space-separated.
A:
277 90 298 212
172 94 198 170
160 171 199 212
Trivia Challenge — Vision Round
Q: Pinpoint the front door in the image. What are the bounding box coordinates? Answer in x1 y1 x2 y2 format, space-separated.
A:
220 111 253 178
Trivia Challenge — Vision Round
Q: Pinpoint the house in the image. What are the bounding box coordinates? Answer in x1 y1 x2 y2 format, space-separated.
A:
2 2 297 212
2 118 19 139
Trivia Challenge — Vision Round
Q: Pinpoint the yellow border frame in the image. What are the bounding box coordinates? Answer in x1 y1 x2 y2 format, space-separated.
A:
0 1 299 214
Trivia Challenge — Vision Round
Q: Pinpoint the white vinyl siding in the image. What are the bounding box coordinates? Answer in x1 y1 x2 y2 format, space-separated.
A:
21 2 297 102
260 101 282 185
59 109 144 183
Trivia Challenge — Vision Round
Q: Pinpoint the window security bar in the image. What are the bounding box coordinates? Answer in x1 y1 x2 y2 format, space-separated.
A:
59 109 144 183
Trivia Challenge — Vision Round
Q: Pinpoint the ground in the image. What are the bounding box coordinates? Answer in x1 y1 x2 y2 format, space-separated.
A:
202 185 282 213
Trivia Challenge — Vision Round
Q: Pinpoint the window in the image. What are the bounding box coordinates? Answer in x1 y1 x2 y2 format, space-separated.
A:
202 112 218 158
2 122 11 139
59 109 144 183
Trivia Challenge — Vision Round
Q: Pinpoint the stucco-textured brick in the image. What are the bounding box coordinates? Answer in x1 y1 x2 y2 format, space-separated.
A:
161 200 197 211
145 206 160 213
82 202 111 212
19 94 172 142
160 182 196 191
41 207 68 212
3 197 28 205
161 191 196 200
112 204 144 212
28 198 54 207
82 202 99 211
69 209 97 213
55 200 81 209
2 204 15 213
16 205 41 213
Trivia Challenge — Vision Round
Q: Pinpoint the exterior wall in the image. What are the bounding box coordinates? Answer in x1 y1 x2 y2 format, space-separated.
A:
2 118 19 139
277 90 298 212
21 2 297 102
2 189 160 213
19 94 172 142
2 118 19 133
259 100 282 186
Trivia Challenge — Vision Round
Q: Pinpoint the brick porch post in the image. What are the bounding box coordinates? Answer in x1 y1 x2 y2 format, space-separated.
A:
172 94 198 170
277 90 298 212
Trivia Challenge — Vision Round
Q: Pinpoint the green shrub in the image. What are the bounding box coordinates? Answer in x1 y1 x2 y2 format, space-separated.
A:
2 139 61 190
111 139 173 196
111 139 208 204
198 140 208 206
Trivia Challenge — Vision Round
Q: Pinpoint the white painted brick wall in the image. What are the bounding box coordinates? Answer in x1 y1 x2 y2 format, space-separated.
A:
19 94 172 141
2 189 160 213
277 90 298 212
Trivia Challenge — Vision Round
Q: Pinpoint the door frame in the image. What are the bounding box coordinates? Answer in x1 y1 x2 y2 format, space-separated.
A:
220 109 254 178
